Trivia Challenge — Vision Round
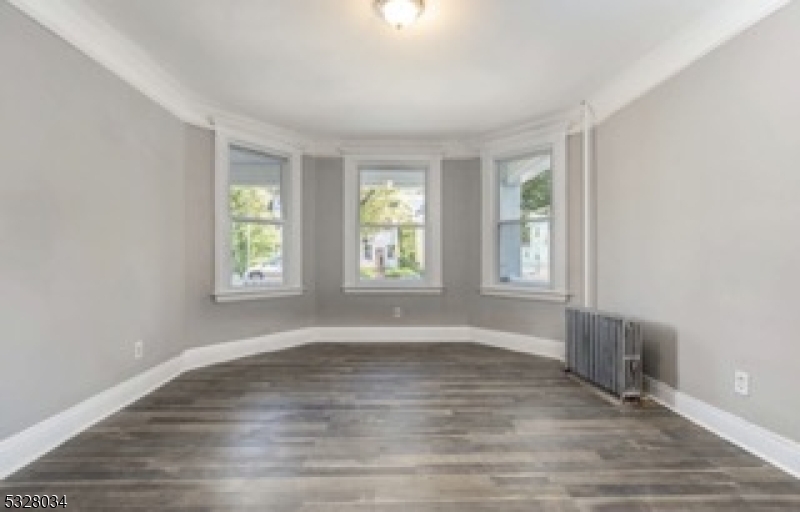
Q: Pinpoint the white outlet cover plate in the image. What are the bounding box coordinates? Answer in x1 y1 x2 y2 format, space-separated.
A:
734 371 749 396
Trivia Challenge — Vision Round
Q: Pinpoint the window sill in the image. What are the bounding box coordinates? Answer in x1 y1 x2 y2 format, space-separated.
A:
213 286 304 303
342 285 444 296
480 286 571 303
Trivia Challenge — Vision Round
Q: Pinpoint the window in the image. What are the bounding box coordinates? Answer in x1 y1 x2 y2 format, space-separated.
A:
363 238 373 260
229 145 285 287
359 169 426 282
497 152 552 286
343 154 442 293
481 129 568 301
214 127 303 302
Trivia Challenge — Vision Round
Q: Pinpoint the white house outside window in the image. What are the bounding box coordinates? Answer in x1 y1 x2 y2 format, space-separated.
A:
343 154 442 294
359 169 427 281
214 127 303 302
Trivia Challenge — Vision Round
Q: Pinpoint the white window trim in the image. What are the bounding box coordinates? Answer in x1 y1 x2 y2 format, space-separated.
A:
213 126 304 302
480 129 570 303
342 153 443 294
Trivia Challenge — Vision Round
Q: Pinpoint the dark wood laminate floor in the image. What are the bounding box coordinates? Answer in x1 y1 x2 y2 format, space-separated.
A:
3 343 799 511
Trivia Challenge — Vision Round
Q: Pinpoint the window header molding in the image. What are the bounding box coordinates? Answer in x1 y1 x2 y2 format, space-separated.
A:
479 118 572 155
337 142 449 158
213 121 306 157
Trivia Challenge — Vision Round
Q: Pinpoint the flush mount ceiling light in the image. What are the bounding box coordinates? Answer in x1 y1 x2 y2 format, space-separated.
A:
376 0 425 29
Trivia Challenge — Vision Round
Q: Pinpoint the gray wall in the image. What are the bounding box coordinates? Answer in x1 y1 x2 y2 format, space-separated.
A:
0 4 586 439
0 4 186 439
183 128 316 347
596 3 800 442
313 141 585 340
15 0 798 452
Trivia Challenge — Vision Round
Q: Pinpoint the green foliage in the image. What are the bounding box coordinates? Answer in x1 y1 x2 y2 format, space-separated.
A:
360 185 422 278
397 228 420 272
398 253 419 272
384 267 421 278
229 187 281 276
521 169 552 217
360 186 414 224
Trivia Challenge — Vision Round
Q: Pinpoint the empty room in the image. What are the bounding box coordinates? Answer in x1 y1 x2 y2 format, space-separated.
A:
1 0 799 510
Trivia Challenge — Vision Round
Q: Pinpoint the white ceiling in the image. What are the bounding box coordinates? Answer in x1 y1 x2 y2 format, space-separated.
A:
79 0 727 140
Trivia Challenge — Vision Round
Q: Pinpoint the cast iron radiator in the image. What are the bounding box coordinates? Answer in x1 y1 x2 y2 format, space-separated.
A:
565 307 643 400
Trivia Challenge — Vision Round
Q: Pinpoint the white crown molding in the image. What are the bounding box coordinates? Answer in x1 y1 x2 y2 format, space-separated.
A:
646 376 800 480
9 0 790 152
589 0 790 123
477 109 579 146
8 0 210 127
210 110 312 151
333 139 476 159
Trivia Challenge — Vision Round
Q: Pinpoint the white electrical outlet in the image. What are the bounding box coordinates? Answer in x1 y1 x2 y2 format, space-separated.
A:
392 306 404 318
734 370 749 396
134 340 144 360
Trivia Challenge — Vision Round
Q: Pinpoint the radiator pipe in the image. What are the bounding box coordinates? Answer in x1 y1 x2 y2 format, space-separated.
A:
582 101 595 308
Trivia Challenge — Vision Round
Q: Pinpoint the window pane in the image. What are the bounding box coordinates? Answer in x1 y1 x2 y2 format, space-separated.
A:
360 169 426 225
359 226 425 281
229 145 285 220
230 221 283 287
497 152 552 222
498 220 550 286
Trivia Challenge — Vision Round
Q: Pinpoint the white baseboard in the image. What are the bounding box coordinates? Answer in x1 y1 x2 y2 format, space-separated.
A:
0 356 184 480
311 326 565 363
313 325 473 343
472 327 565 362
645 376 800 479
8 326 798 484
182 328 314 372
1 325 556 479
